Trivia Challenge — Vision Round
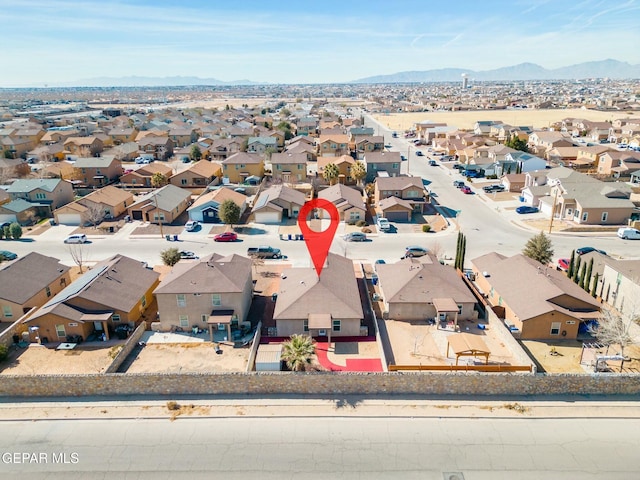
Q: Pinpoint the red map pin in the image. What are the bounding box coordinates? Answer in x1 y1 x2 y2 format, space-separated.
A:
297 198 340 278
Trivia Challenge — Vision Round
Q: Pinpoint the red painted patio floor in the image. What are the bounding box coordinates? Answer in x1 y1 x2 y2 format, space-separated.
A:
315 342 383 372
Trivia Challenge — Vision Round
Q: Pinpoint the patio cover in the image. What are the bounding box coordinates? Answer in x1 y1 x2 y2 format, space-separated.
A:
447 332 490 365
308 313 331 329
432 297 459 312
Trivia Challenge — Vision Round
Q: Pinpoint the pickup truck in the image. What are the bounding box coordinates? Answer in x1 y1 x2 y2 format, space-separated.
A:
247 246 282 259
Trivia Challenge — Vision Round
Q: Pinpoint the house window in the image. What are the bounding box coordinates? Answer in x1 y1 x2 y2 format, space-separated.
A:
45 286 51 298
35 193 46 200
392 163 399 169
332 320 341 332
458 305 463 314
350 211 360 220
582 212 588 222
177 294 186 307
181 179 187 185
179 315 189 328
550 322 561 335
498 296 503 306
212 294 221 306
201 314 208 323
601 212 608 222
303 319 309 332
372 164 377 170
55 324 66 338
276 165 281 170
2 306 12 318
140 295 146 308
112 314 121 322
566 208 573 217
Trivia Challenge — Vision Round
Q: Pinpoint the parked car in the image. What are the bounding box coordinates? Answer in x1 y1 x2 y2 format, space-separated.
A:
0 250 18 260
404 246 428 258
214 232 238 242
428 160 437 166
415 151 424 156
344 232 367 242
483 184 506 193
557 258 570 271
460 186 473 194
465 170 482 178
617 227 640 240
453 164 465 171
453 180 465 188
377 217 391 231
400 155 407 161
247 246 282 259
64 234 88 244
576 246 607 256
184 220 199 232
179 251 198 260
515 206 539 214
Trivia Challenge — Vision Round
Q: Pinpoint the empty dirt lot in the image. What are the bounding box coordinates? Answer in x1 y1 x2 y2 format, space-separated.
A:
0 344 119 375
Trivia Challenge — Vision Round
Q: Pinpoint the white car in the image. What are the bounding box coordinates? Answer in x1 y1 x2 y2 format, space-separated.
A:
377 218 391 231
617 227 640 240
64 234 87 244
185 220 199 232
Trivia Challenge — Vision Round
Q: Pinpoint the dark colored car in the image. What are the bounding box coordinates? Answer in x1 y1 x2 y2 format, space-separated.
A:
428 160 437 166
483 184 506 193
179 251 198 259
214 232 238 242
404 246 428 258
453 180 465 188
576 247 607 256
465 170 482 178
0 250 18 260
515 206 539 214
415 151 424 156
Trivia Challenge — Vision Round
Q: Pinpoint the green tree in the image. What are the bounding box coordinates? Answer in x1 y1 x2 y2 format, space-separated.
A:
160 247 181 267
573 256 582 283
218 199 240 227
567 250 576 278
240 139 249 152
455 231 463 270
0 227 3 240
522 231 554 265
583 258 594 292
505 134 529 152
9 222 22 240
151 172 168 188
276 121 293 140
591 273 599 297
323 163 340 185
577 262 587 289
460 234 466 270
190 144 202 161
349 161 366 186
264 146 277 161
281 334 315 372
3 225 10 239
280 108 291 118
0 343 8 362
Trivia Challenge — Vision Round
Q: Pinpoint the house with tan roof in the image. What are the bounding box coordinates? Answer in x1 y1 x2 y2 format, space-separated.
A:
376 255 476 322
73 156 123 187
317 134 349 157
54 185 134 225
570 145 614 172
127 184 191 224
374 176 427 221
251 184 306 224
0 252 71 323
284 141 316 162
527 131 573 156
108 127 138 145
317 155 356 185
221 152 264 183
472 253 601 340
23 254 160 343
270 152 307 183
354 136 384 159
273 254 364 339
169 160 221 190
187 187 247 223
137 136 173 160
597 151 640 179
317 184 365 222
364 151 401 181
209 138 243 161
63 136 104 157
120 162 173 187
153 253 253 340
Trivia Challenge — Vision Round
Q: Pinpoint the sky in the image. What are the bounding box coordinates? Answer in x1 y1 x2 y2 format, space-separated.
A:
0 0 639 87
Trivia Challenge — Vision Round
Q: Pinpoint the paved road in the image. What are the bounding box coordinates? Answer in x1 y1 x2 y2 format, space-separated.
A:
0 416 638 479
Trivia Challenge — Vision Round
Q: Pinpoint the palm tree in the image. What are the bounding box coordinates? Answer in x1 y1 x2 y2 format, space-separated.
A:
350 161 366 186
323 163 340 185
281 334 315 371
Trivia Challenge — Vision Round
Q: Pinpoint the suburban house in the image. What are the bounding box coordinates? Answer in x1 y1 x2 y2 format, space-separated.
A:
269 152 307 183
0 158 30 179
127 184 191 224
317 184 366 222
251 184 306 224
571 145 614 172
27 143 66 163
169 160 221 190
295 117 318 137
73 156 123 187
317 155 356 185
103 142 140 162
527 131 573 156
63 136 104 157
0 199 45 225
546 146 581 167
108 127 138 145
209 138 243 161
222 152 264 184
0 125 44 158
348 126 375 146
23 255 160 343
4 178 74 220
374 176 428 220
120 162 173 187
284 141 316 162
137 136 174 160
354 136 384 159
364 151 402 181
471 252 601 340
0 253 71 322
317 134 349 157
153 253 253 340
497 151 546 175
187 187 247 223
54 185 134 226
273 253 365 338
597 151 640 179
247 136 278 154
169 126 197 147
502 173 526 192
376 255 477 322
600 260 640 324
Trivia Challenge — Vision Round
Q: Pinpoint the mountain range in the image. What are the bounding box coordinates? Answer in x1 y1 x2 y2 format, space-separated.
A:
350 59 640 83
50 75 259 88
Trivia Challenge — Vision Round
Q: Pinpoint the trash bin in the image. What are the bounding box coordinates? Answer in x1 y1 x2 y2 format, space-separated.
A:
49 219 56 226
173 234 179 241
166 234 171 241
299 234 303 241
288 234 292 240
109 226 114 233
12 334 20 344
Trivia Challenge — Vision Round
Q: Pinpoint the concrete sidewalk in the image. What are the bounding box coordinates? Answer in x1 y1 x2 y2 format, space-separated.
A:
2 397 640 421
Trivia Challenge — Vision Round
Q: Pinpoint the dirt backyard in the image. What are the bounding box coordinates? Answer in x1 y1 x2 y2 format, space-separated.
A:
0 344 120 375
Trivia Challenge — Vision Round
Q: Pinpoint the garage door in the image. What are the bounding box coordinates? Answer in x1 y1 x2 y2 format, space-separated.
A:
0 214 17 224
385 211 410 222
539 201 553 215
201 207 219 223
56 213 83 226
255 212 281 224
131 210 143 220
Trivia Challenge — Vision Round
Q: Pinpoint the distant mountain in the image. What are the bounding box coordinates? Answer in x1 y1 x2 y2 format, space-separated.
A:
351 59 640 83
52 76 260 87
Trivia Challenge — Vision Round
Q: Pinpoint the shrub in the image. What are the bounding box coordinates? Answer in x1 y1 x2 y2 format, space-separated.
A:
362 227 372 233
0 344 7 362
355 220 367 227
486 174 498 179
166 401 180 411
422 224 431 233
346 220 356 226
9 222 22 240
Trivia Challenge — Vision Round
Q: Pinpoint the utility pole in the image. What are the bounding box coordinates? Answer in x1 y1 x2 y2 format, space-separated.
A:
407 144 411 174
153 192 164 239
548 184 560 234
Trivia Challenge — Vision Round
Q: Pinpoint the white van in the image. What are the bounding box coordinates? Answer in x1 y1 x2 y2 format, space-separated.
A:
64 234 88 244
617 227 640 240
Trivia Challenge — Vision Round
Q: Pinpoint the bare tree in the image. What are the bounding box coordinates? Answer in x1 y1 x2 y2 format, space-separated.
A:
68 243 89 274
429 241 444 261
588 305 639 371
85 203 105 228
